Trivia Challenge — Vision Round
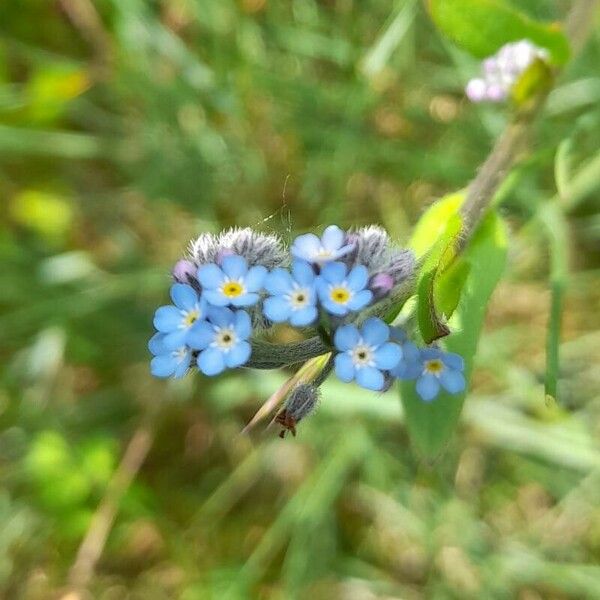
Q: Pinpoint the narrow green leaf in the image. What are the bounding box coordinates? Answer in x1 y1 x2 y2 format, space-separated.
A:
401 211 508 460
428 0 570 65
409 191 464 258
416 213 462 343
435 259 471 319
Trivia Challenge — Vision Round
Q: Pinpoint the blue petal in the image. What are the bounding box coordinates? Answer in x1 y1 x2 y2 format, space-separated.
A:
153 306 181 332
315 278 331 299
421 347 443 361
346 265 368 291
403 341 421 363
234 310 252 339
374 342 402 370
170 283 198 311
347 289 372 311
290 306 317 327
263 296 292 322
204 290 230 307
334 325 360 351
208 306 234 328
392 359 423 380
389 327 407 343
221 255 248 279
197 347 226 376
441 352 465 371
334 353 355 382
151 354 176 378
440 369 466 394
244 265 267 291
163 329 189 351
361 318 389 346
225 341 251 368
187 321 215 350
197 264 224 289
265 269 293 295
333 243 355 259
173 352 192 378
321 225 344 250
148 332 166 355
320 261 346 283
291 233 320 259
416 374 440 402
230 292 260 307
322 298 349 316
292 260 315 286
356 366 384 391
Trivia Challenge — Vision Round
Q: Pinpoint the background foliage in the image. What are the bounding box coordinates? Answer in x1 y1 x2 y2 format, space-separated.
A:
1 1 600 598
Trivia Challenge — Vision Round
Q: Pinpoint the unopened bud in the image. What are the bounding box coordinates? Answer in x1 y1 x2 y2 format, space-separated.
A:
172 259 197 283
369 272 395 301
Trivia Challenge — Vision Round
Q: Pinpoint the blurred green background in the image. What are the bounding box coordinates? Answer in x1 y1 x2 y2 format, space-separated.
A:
1 1 600 598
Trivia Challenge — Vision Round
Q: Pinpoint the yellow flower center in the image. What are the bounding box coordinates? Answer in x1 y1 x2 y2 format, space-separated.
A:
424 359 444 375
330 286 350 304
183 309 200 327
222 281 244 298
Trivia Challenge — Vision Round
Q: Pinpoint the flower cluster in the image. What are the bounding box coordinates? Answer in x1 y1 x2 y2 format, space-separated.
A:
466 39 549 103
149 225 466 429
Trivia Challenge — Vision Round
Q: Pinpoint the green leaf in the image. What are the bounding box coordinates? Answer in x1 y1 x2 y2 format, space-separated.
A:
428 0 570 65
409 191 464 259
416 212 462 343
401 210 508 460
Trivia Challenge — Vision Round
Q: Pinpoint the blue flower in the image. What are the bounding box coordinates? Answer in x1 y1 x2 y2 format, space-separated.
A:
316 261 373 316
188 307 252 376
291 225 354 265
415 347 466 402
197 254 267 308
152 283 208 350
333 318 402 391
263 260 318 327
148 333 192 378
389 327 423 380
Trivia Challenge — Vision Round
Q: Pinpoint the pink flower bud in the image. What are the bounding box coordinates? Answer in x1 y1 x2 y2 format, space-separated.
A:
369 272 394 300
172 259 197 283
465 78 487 103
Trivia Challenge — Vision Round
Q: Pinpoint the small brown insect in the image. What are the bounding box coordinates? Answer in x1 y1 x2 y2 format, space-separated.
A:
274 383 320 438
275 410 298 438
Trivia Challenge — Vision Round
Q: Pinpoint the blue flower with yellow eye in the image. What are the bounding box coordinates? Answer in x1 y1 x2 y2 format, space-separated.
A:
152 283 207 350
316 261 372 316
188 307 252 376
263 260 318 327
197 254 267 308
148 332 192 378
333 318 402 391
291 225 354 265
415 347 466 401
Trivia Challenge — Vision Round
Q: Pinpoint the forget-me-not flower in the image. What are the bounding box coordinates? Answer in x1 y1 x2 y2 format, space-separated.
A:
333 318 402 391
316 261 372 316
263 260 318 327
415 347 466 402
153 283 207 350
291 225 355 265
389 327 423 380
188 307 252 376
148 332 193 378
198 254 267 308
